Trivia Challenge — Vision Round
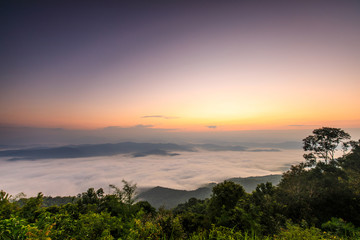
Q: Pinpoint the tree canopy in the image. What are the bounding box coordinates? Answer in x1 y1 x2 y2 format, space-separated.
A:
303 127 351 165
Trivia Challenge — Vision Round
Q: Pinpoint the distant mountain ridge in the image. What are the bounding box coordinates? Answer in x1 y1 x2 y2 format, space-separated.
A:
137 174 282 208
131 149 180 158
0 142 282 161
137 186 212 209
0 142 194 160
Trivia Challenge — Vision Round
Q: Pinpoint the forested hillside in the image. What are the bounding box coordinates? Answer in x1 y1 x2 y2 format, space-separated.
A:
137 175 282 209
1 127 359 239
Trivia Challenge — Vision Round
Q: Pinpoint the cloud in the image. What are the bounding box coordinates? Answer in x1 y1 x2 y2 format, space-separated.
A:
0 149 303 197
103 125 154 129
207 126 217 129
102 126 122 130
288 125 318 127
247 148 281 152
141 115 179 119
134 124 154 128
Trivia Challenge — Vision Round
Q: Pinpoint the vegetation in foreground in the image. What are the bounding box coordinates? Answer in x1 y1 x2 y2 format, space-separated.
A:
1 127 360 239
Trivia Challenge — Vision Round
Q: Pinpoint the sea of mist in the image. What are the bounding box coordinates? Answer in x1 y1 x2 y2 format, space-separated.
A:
0 149 303 197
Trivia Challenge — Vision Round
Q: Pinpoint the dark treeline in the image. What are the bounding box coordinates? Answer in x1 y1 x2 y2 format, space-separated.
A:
1 127 360 239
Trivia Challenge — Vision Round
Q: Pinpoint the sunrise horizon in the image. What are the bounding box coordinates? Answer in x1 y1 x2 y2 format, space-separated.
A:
1 1 360 134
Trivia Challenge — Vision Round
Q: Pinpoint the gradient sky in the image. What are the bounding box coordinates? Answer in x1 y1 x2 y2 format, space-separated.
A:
1 1 360 132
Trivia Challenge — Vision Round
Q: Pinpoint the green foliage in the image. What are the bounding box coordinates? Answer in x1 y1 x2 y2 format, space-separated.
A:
303 127 350 165
179 211 211 235
0 191 16 220
42 196 75 207
76 188 104 213
128 217 162 239
173 198 210 234
322 218 360 238
109 180 137 205
133 200 157 216
156 209 185 239
251 183 286 235
277 128 360 226
0 215 52 240
19 193 44 223
208 180 246 225
189 225 263 240
128 209 185 239
272 220 360 240
209 181 246 212
274 221 325 240
0 216 32 240
173 198 207 215
231 198 261 233
278 162 354 225
76 212 122 240
339 141 360 196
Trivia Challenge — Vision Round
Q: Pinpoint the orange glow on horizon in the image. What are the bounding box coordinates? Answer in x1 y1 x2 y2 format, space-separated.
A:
1 1 359 132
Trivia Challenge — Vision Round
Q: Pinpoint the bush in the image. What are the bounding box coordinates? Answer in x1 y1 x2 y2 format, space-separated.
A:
322 218 360 238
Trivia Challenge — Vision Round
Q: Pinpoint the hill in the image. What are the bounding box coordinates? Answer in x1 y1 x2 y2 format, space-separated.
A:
137 174 282 208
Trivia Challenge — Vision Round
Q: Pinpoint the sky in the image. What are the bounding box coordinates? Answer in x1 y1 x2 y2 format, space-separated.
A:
1 0 360 133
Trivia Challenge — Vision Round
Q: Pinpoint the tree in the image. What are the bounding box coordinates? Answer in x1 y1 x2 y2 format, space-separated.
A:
77 188 104 213
19 193 44 223
338 140 360 224
251 183 286 235
339 140 360 172
207 181 246 227
0 191 16 220
303 127 350 165
276 128 357 226
109 180 137 205
208 181 246 213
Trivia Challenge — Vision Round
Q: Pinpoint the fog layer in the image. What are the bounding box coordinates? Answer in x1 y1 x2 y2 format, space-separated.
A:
0 150 303 196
